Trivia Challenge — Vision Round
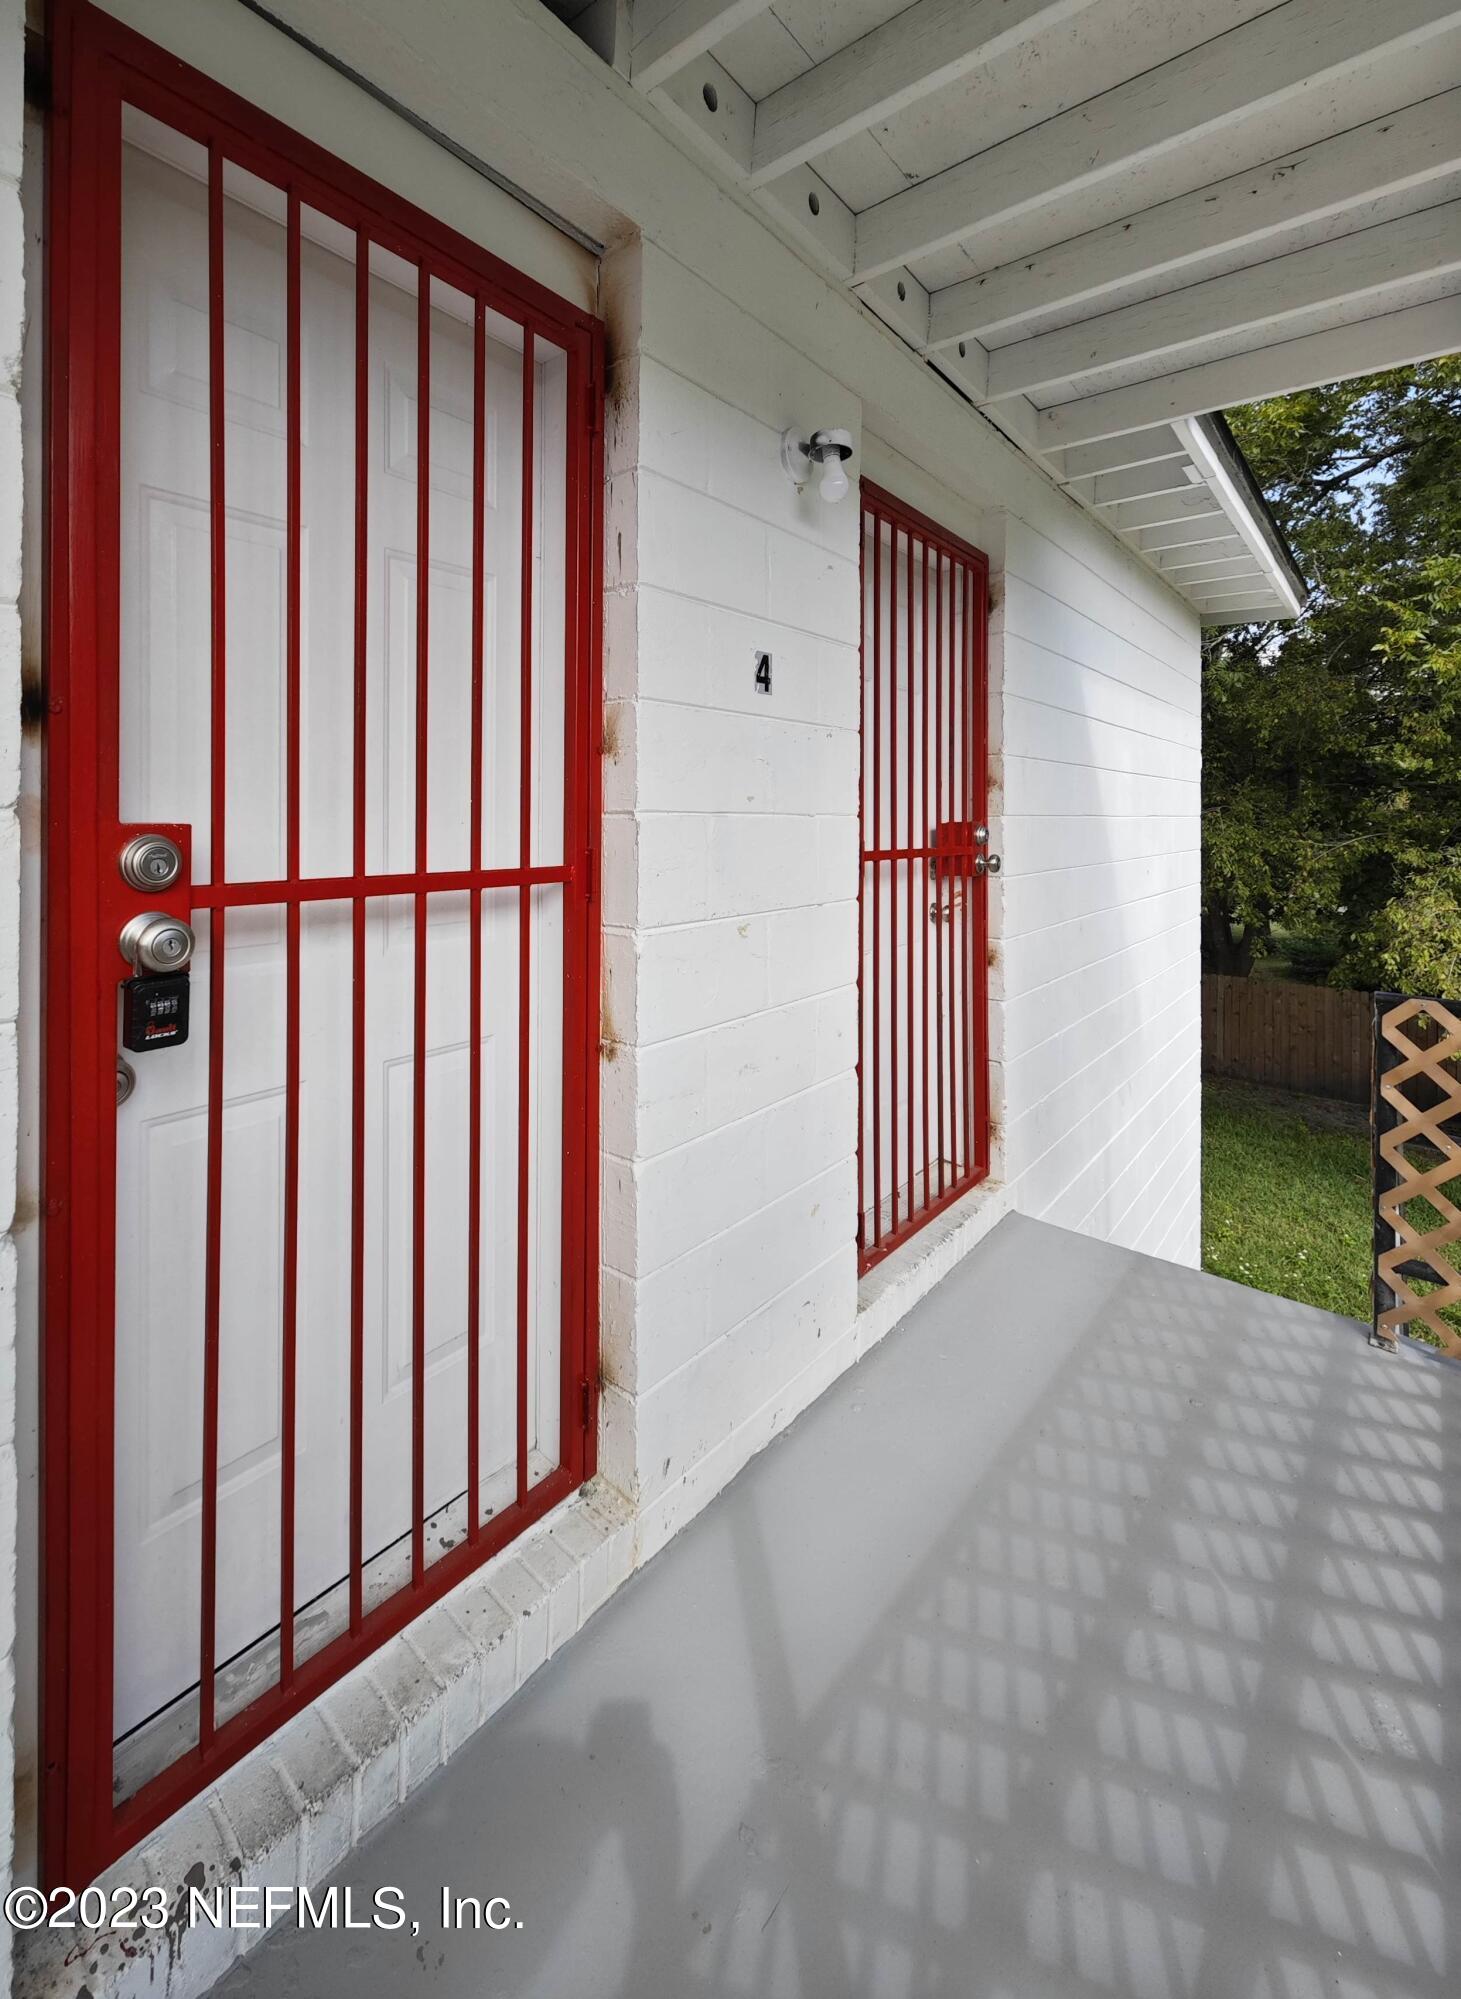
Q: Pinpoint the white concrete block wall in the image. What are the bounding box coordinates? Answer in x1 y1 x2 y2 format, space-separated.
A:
0 0 24 1970
996 518 1203 1269
600 239 864 1555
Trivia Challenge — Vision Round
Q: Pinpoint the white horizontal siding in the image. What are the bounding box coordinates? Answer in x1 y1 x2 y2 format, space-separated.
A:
1000 841 1199 932
992 505 1202 1264
1002 695 1199 780
1002 813 1198 874
999 756 1198 822
1002 581 1201 715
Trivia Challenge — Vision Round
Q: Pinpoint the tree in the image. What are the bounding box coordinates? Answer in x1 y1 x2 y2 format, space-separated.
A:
1203 359 1461 992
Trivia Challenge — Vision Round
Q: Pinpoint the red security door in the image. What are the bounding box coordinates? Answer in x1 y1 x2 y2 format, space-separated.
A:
858 485 991 1271
43 1 603 1885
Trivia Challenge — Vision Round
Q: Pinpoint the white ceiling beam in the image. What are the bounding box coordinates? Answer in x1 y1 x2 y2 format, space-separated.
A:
1106 493 1224 533
984 198 1461 401
1153 537 1247 567
1170 558 1268 584
747 0 1096 185
1048 427 1187 482
1080 460 1201 506
630 0 775 93
1197 601 1289 622
1143 511 1247 551
927 88 1461 347
650 55 861 278
858 267 940 359
653 47 754 172
1158 543 1254 573
1037 292 1461 447
854 0 1461 279
1195 590 1283 605
755 158 859 278
1143 515 1247 547
950 377 1047 456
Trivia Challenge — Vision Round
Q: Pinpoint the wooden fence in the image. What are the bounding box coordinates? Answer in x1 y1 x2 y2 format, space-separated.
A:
1202 974 1373 1102
1203 975 1461 1103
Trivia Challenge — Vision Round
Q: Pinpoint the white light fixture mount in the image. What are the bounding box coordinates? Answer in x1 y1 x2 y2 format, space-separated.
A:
781 425 854 503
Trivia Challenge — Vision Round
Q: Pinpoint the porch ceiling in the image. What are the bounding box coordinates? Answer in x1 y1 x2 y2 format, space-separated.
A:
566 0 1461 624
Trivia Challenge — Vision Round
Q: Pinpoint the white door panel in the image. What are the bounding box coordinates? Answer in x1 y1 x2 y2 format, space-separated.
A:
112 109 564 1754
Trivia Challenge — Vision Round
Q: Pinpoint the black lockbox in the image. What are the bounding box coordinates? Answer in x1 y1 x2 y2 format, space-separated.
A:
122 973 190 1052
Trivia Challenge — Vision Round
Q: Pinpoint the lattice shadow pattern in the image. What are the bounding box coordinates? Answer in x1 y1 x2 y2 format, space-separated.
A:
674 1262 1456 1999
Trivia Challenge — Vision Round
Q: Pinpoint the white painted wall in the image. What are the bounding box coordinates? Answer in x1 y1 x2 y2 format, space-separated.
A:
0 0 1200 1974
997 518 1204 1267
596 237 864 1549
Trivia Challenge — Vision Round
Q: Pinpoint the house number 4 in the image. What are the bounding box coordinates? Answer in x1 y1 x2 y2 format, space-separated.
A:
754 651 773 694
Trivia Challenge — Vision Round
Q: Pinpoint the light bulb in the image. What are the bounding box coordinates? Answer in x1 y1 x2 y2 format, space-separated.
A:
819 456 849 503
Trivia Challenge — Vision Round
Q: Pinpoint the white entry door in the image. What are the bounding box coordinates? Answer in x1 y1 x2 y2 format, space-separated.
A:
109 108 570 1767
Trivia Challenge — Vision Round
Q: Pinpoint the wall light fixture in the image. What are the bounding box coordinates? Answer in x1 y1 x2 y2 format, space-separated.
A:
781 425 855 503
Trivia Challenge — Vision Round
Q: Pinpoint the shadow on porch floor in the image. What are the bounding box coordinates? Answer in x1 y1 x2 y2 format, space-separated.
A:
223 1211 1458 1999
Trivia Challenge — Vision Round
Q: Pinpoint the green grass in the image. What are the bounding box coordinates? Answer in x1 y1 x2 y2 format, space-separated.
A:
1201 1078 1460 1345
1202 1079 1374 1321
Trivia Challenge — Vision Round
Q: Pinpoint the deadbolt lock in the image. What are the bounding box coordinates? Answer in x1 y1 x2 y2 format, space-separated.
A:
120 910 195 975
120 832 185 892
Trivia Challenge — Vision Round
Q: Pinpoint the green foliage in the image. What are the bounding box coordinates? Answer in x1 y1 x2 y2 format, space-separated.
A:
1203 360 1461 992
1277 934 1342 985
1339 858 1461 996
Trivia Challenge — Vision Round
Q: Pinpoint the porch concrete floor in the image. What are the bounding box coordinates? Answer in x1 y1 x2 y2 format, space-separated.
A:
224 1212 1459 1999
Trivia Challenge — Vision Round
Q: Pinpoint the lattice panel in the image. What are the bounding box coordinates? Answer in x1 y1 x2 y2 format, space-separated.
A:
1374 996 1461 1355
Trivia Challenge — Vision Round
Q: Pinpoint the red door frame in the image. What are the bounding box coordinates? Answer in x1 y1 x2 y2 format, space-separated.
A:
858 482 990 1272
43 0 604 1888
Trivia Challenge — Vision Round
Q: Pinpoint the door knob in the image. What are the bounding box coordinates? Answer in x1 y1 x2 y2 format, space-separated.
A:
120 911 195 974
974 854 1002 877
119 832 185 891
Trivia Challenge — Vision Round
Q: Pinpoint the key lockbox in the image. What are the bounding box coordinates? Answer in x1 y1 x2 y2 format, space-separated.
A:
121 973 190 1052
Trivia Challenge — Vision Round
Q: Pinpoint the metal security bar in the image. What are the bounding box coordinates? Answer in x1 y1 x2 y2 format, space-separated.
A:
858 485 990 1273
44 0 604 1887
1372 994 1461 1356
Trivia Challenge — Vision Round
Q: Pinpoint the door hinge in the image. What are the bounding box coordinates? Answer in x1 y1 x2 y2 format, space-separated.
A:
583 845 597 905
585 362 603 439
580 1378 593 1432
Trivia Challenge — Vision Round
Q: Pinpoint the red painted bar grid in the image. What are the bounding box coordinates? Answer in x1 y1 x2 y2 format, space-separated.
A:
198 137 227 1753
411 272 432 1589
467 298 488 1546
348 228 370 1635
43 0 604 1889
280 185 303 1692
857 483 990 1274
516 333 535 1510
